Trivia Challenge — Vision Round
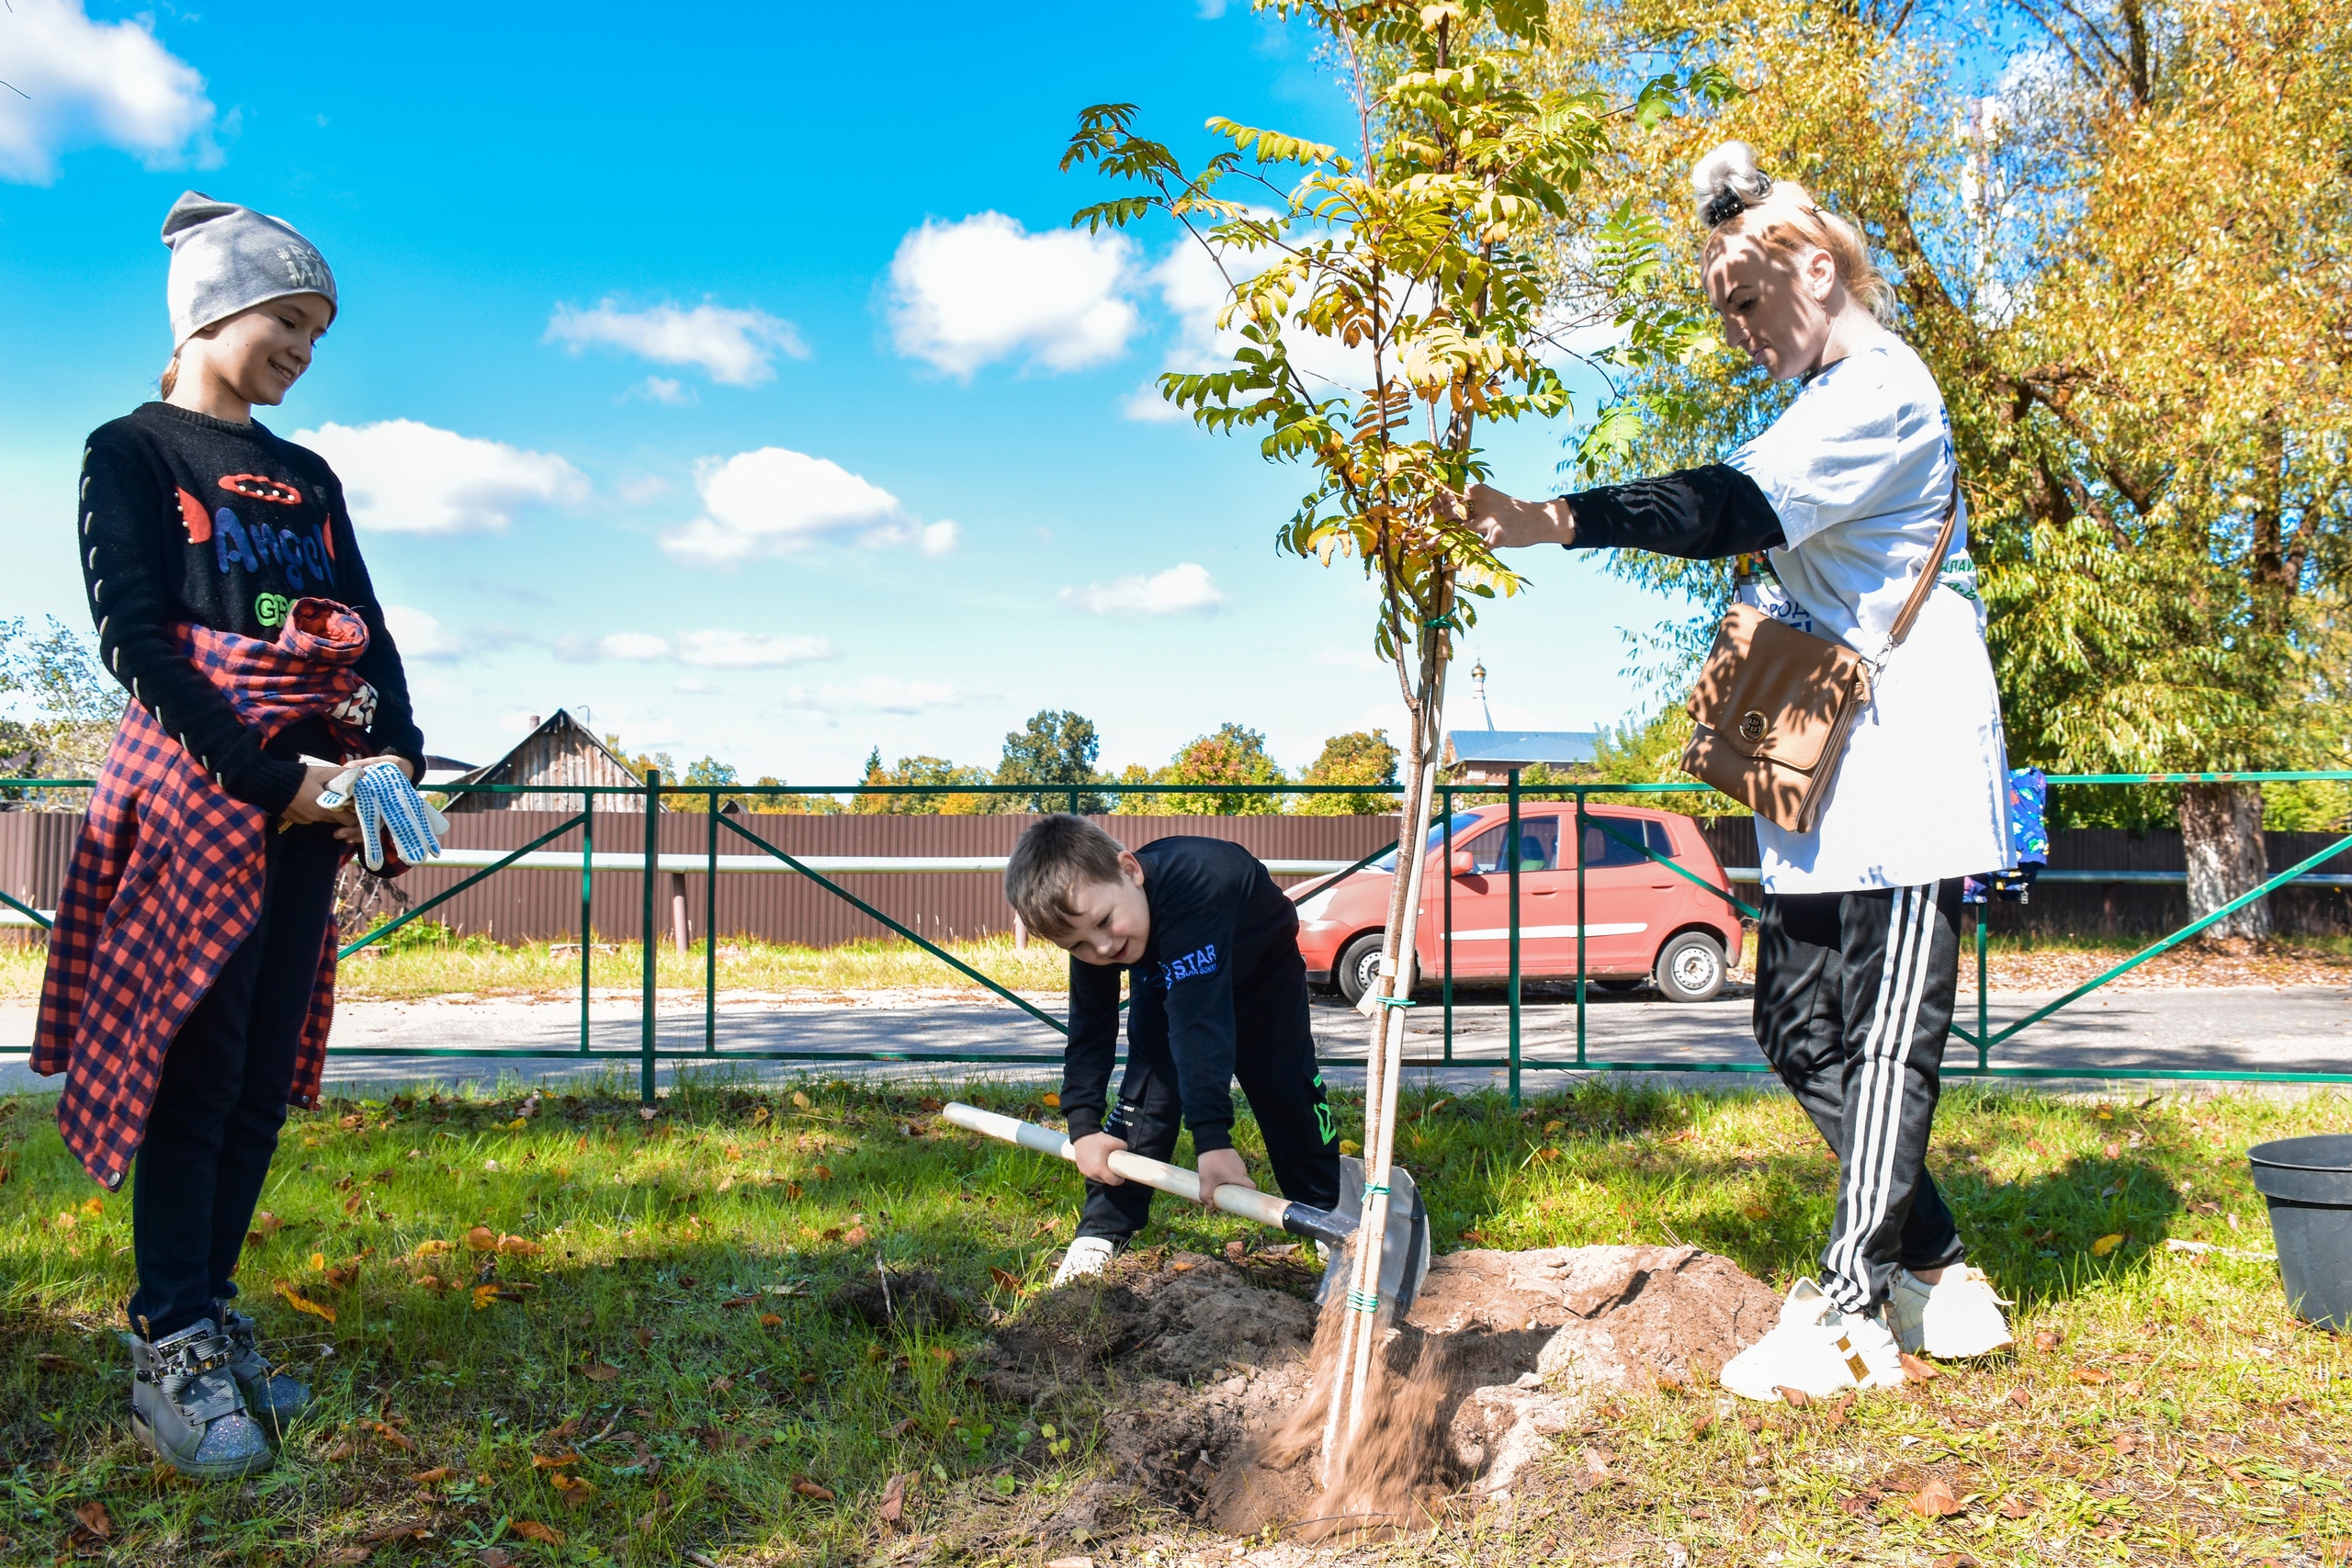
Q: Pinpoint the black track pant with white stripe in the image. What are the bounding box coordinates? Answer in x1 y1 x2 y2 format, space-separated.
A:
1753 880 1968 1315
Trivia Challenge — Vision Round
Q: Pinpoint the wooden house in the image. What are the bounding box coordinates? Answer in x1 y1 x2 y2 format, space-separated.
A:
441 708 663 814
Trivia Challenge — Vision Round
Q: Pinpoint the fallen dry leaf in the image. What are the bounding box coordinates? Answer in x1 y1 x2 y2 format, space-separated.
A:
1689 1411 1717 1438
710 1374 735 1393
1740 1201 1772 1221
322 1438 359 1462
368 1421 418 1453
989 1266 1022 1292
2091 1233 2126 1258
532 1450 581 1470
1041 1091 1062 1108
792 1475 837 1502
2007 1388 2031 1409
812 1164 833 1180
1582 1446 1611 1478
1998 1494 2035 1519
497 1235 542 1258
73 1501 110 1539
791 1090 813 1110
479 1551 514 1568
843 1224 872 1246
360 1520 432 1544
1913 1477 1964 1517
759 1312 784 1328
878 1470 911 1529
1931 1554 1978 1568
273 1279 336 1324
549 1472 597 1505
466 1225 498 1252
472 1282 537 1309
1776 1386 1813 1408
2033 1327 2063 1353
412 1467 455 1485
507 1519 565 1545
2105 1142 2121 1159
2071 1366 2113 1386
413 1239 455 1258
2115 1433 2141 1456
580 1362 622 1382
784 1182 804 1199
316 1550 371 1566
1900 1351 1939 1382
324 1259 363 1291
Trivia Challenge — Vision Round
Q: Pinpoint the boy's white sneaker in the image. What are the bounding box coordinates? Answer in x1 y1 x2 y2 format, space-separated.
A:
1886 1265 2015 1358
1052 1236 1118 1286
1720 1278 1906 1403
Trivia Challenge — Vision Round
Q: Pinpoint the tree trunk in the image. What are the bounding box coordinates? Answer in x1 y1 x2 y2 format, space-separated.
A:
2179 783 2271 941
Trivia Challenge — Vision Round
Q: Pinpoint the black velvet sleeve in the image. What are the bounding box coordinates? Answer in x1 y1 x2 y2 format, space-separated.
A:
1561 463 1784 560
313 468 426 773
79 424 308 813
1060 957 1124 1140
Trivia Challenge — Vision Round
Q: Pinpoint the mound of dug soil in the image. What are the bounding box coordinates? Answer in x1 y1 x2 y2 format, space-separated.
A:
967 1244 1779 1551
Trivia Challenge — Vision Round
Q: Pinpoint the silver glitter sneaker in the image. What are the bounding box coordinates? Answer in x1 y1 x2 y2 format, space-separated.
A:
129 1319 275 1479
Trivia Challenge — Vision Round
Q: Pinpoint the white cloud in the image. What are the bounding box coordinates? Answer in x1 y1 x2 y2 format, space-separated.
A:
888 211 1139 378
628 376 694 405
546 299 808 387
661 446 925 566
382 604 467 661
553 628 841 669
598 632 673 661
0 1 215 185
772 674 964 719
921 520 960 558
673 630 838 669
294 419 588 535
1059 562 1223 616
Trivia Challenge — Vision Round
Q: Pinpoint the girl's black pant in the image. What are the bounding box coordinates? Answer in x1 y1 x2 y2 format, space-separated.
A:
128 822 341 1341
1075 949 1340 1243
1752 880 1969 1316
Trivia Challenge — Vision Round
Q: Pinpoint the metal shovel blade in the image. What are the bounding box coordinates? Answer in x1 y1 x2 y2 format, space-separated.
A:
1314 1155 1432 1314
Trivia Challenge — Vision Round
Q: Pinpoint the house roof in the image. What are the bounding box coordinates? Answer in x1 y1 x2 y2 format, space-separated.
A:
443 707 662 810
1445 729 1601 768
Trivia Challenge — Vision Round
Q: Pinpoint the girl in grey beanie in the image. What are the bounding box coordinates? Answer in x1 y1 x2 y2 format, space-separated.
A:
49 191 423 1478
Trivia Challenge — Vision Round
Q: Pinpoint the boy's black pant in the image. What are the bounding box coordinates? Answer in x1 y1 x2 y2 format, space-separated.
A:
1076 951 1340 1243
1753 880 1968 1316
128 822 341 1341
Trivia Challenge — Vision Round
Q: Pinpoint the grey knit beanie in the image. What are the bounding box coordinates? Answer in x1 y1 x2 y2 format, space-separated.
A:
162 191 338 345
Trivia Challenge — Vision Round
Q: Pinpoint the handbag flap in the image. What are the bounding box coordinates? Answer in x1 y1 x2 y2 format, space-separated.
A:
1687 604 1868 773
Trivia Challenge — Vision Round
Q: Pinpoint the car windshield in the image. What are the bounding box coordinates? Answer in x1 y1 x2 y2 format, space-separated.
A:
1374 812 1487 872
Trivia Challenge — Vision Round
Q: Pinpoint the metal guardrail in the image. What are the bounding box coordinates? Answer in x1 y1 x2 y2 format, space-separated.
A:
3 771 2348 1103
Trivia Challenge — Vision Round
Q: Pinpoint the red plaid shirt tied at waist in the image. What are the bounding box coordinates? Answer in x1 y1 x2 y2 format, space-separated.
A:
33 598 375 1189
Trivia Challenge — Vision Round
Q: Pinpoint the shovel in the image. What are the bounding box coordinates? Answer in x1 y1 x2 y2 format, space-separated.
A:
942 1101 1432 1312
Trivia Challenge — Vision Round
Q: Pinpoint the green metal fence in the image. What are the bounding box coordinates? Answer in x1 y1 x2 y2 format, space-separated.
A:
5 771 2349 1104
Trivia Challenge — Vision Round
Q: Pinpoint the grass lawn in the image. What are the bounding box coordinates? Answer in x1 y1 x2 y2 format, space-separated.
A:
0 1075 2345 1565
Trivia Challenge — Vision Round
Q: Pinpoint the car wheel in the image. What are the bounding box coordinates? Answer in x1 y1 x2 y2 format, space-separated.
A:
1654 931 1726 1003
1593 977 1645 995
1335 932 1387 1008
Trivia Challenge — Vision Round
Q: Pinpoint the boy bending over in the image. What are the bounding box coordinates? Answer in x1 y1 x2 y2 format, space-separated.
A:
1005 816 1340 1284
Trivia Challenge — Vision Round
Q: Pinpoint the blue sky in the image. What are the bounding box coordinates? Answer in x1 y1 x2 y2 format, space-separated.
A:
0 0 1685 784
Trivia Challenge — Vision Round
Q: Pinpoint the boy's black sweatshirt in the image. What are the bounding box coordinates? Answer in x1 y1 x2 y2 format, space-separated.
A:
1062 836 1300 1155
78 402 424 815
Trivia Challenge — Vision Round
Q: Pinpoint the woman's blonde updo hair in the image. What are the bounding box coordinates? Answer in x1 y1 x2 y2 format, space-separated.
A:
1690 141 1896 326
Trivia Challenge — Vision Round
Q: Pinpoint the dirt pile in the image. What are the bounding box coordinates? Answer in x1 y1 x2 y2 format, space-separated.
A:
966 1243 1779 1551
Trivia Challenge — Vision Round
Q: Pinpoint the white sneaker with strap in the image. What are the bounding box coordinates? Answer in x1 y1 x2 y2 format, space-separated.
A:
1720 1278 1907 1403
1052 1235 1118 1286
1886 1265 2016 1358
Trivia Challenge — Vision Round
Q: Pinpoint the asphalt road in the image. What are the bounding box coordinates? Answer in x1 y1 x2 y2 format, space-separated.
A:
6 980 2346 1099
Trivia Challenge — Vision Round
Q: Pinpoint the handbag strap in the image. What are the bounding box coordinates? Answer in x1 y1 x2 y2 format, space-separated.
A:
1884 476 1963 652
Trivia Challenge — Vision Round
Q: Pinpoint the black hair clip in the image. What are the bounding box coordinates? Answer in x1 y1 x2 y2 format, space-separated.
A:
1702 186 1749 227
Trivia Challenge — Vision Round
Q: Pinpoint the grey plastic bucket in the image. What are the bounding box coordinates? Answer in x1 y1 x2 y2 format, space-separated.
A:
2248 1134 2352 1332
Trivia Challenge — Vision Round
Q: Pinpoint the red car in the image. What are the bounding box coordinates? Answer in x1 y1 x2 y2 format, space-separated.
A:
1289 802 1747 1004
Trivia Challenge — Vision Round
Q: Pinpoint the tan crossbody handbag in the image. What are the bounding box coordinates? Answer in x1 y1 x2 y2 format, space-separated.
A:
1681 481 1961 834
